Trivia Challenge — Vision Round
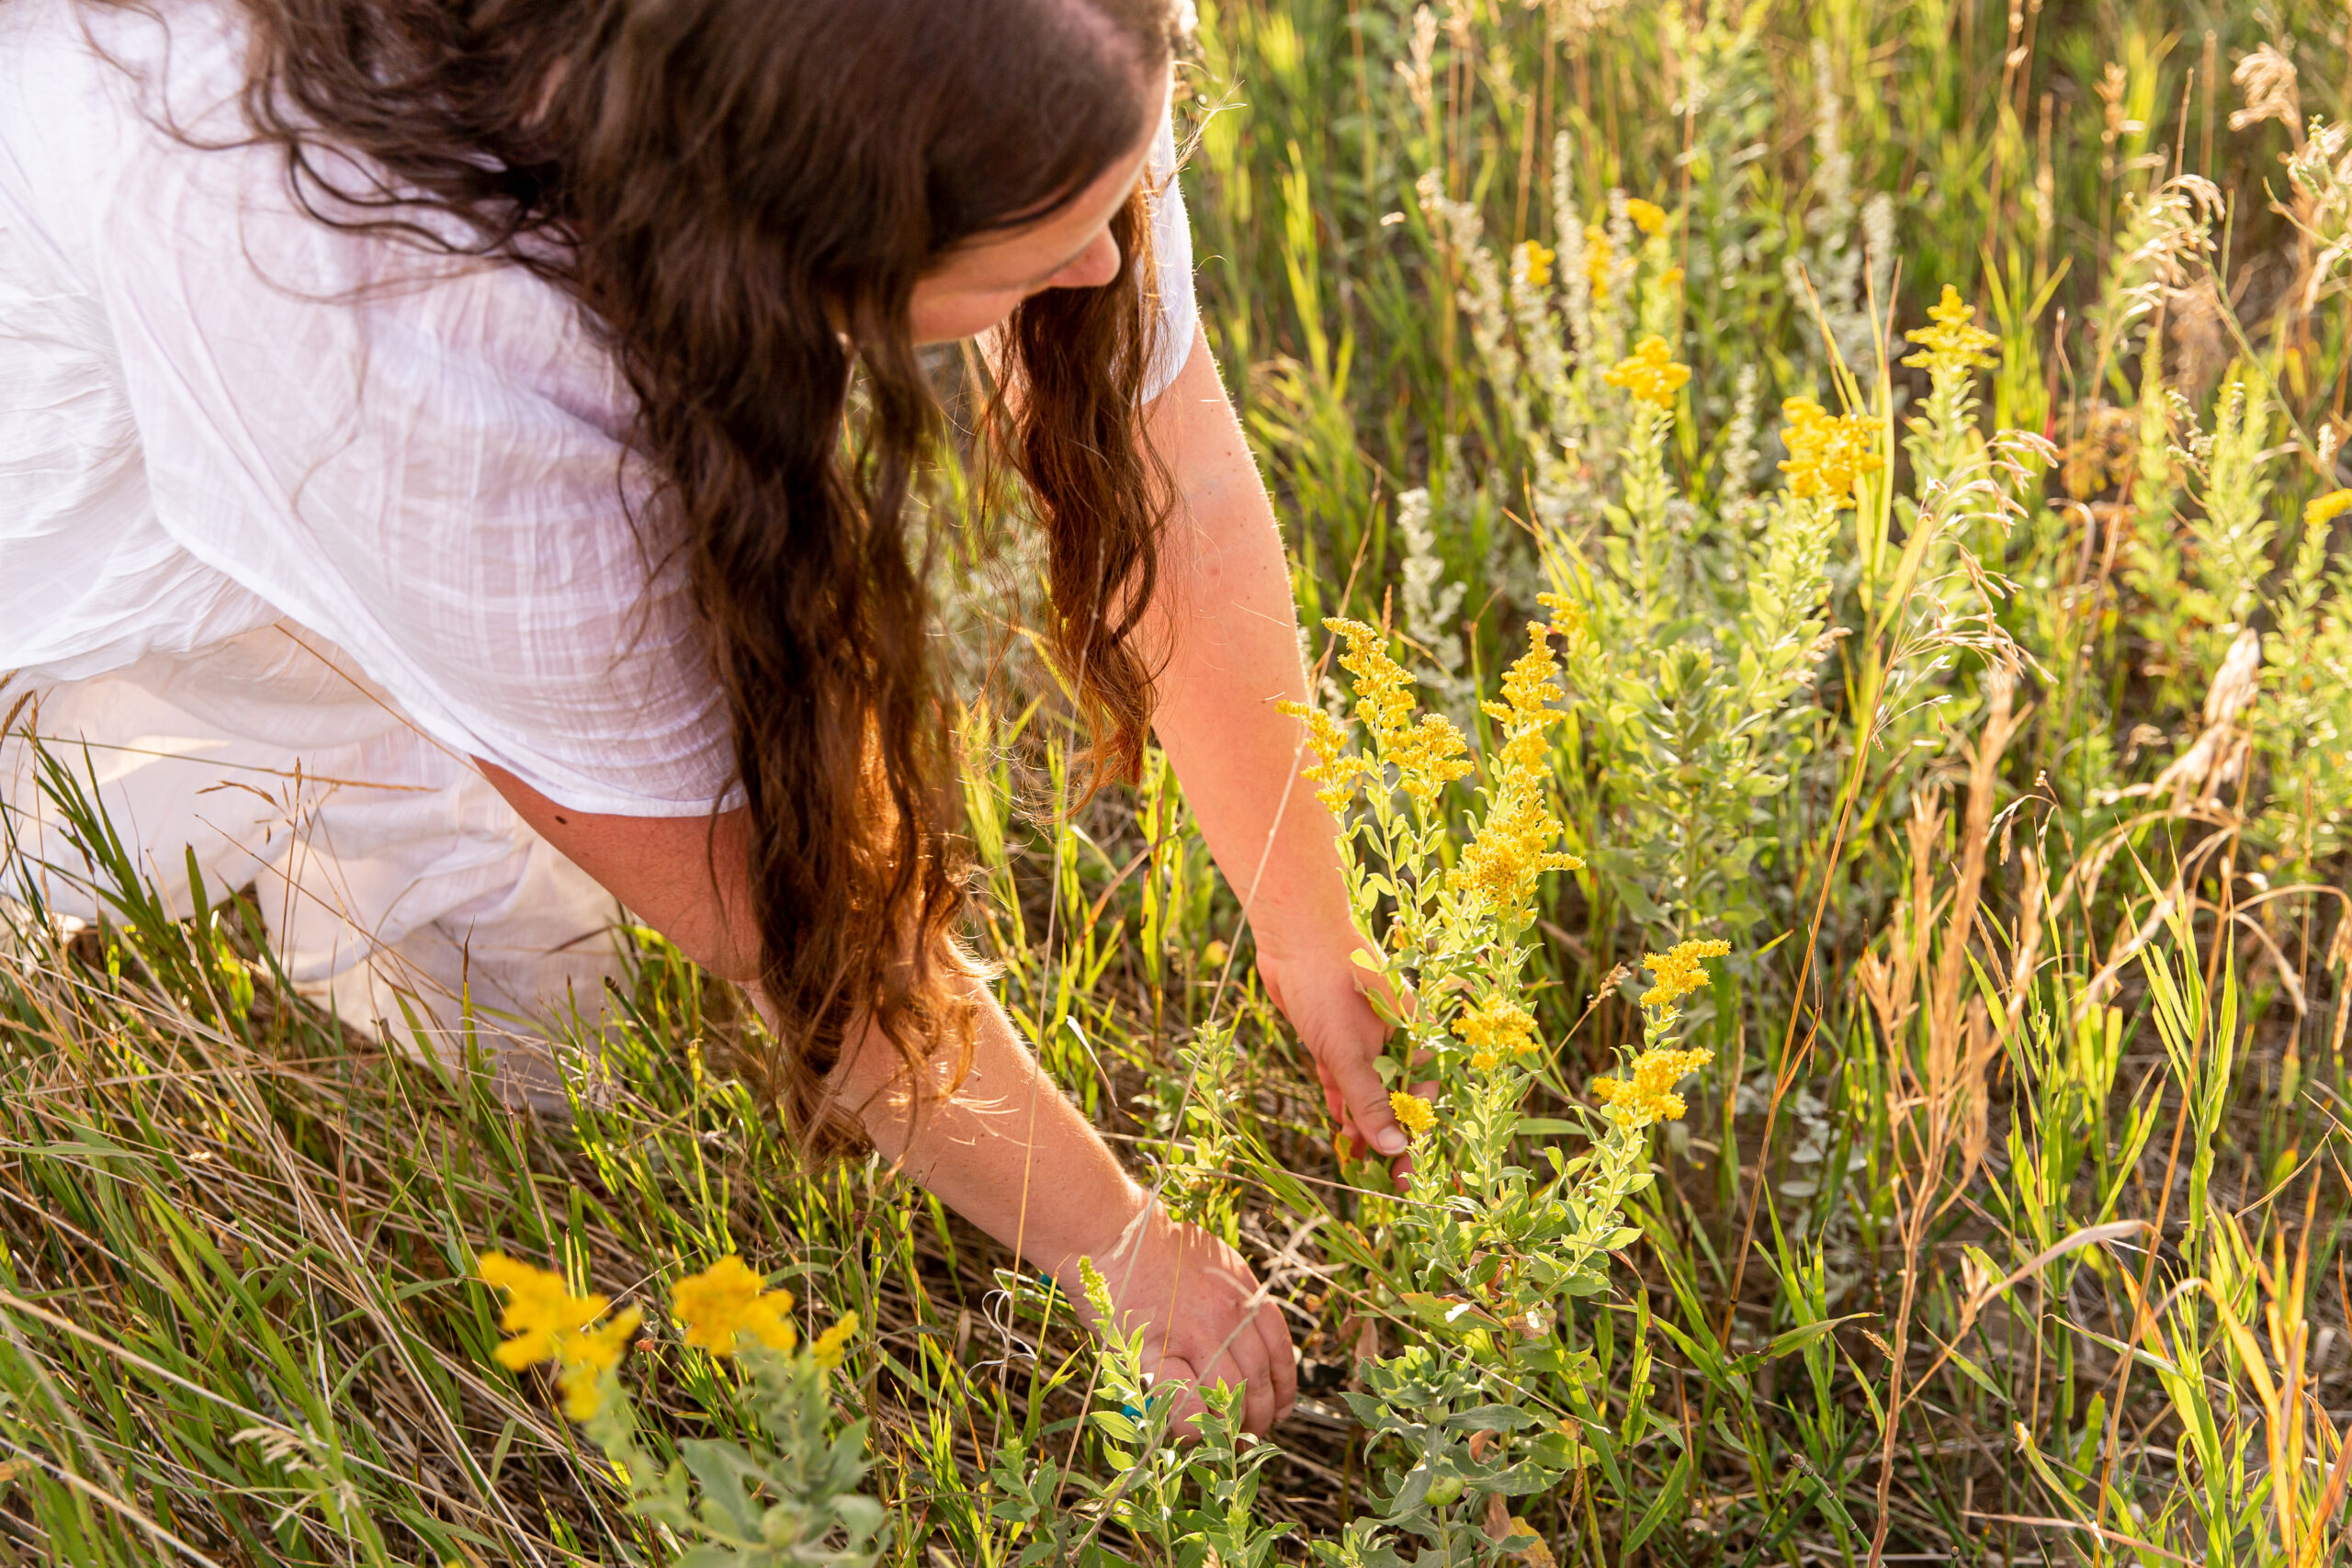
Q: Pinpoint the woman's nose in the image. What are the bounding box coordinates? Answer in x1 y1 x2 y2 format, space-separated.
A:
1045 230 1122 292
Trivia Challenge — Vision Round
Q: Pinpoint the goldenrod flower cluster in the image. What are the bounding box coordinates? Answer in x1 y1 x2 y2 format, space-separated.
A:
480 1253 643 1420
1639 938 1731 1016
1389 1090 1437 1140
1399 713 1475 807
1624 197 1667 236
1284 700 1365 816
810 1312 861 1370
1779 398 1882 506
1450 626 1583 915
2306 489 2352 531
1329 617 1417 749
673 1255 799 1357
1513 239 1555 289
1589 1046 1714 1129
1536 591 1585 640
1584 223 1612 298
1901 286 1999 376
1287 619 1474 815
1454 992 1539 1072
1603 336 1690 411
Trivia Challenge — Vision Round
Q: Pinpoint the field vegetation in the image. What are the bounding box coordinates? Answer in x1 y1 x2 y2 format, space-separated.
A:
9 0 2352 1563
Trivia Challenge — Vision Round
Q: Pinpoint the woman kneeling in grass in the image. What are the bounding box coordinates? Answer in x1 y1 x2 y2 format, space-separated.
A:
0 0 1410 1431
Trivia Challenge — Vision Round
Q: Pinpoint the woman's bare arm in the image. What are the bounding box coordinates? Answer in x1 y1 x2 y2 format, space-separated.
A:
1137 326 1407 1156
475 760 1295 1432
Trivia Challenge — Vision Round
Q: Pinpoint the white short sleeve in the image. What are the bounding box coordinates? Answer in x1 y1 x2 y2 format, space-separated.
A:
96 127 739 818
1140 103 1198 403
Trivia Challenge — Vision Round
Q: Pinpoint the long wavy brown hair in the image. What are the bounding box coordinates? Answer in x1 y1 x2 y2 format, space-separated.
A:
159 0 1182 1145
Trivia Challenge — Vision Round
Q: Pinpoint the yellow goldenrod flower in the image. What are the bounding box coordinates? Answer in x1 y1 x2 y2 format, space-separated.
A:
1452 795 1584 914
1451 622 1584 917
553 1307 641 1421
479 1253 611 1371
1660 265 1685 288
1322 617 1419 753
1395 711 1475 809
1639 939 1730 1013
2306 489 2352 531
1584 223 1612 299
673 1255 798 1357
811 1313 860 1370
1535 592 1585 639
480 1253 642 1423
1279 699 1368 816
1603 336 1690 412
1513 239 1555 289
1454 993 1539 1065
1779 398 1882 506
1389 1090 1436 1140
1589 1045 1715 1128
1624 197 1667 236
1901 285 1999 376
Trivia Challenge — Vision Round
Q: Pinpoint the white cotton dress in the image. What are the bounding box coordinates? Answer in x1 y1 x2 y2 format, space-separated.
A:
0 0 1197 1076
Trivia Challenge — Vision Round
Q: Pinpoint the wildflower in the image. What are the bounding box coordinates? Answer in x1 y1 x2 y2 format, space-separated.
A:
1901 286 1998 376
1078 1256 1116 1325
2306 489 2352 531
1483 621 1567 777
1536 591 1585 640
1323 617 1419 753
1779 398 1882 506
1452 623 1583 916
810 1313 860 1370
1639 939 1731 1015
1395 711 1474 808
1452 793 1584 914
1454 993 1539 1067
1624 197 1667 236
1512 239 1555 289
1660 265 1685 288
553 1307 642 1420
1279 699 1367 815
1389 1090 1436 1140
1589 1045 1715 1128
1583 222 1612 298
673 1255 799 1357
479 1253 611 1371
480 1253 642 1422
1603 336 1690 411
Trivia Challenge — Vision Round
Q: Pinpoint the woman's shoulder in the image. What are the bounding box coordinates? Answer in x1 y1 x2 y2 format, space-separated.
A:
4 0 618 419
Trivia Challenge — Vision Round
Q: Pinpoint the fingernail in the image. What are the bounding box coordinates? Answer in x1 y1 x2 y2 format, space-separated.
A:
1374 1127 1407 1156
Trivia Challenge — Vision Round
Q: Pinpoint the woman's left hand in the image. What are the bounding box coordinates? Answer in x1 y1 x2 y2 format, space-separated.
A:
1257 935 1408 1159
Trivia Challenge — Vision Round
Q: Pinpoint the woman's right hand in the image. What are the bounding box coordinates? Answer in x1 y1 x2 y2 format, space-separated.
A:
1067 1200 1296 1438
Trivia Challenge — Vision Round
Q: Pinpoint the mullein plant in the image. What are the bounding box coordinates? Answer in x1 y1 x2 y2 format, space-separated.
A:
1277 617 1729 1560
478 1253 879 1568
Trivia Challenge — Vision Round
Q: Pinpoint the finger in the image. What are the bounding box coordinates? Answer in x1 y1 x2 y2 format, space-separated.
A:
1256 1296 1298 1417
1322 1038 1407 1157
1148 1352 1209 1444
1213 1333 1275 1438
